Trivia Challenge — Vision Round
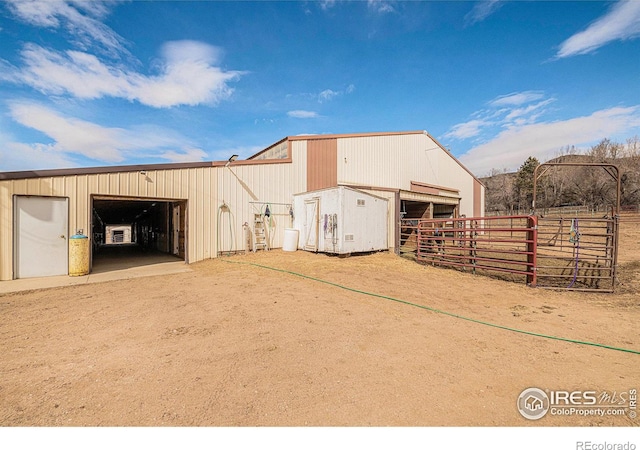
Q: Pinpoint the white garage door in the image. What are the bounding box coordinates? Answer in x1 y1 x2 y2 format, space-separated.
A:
15 196 69 278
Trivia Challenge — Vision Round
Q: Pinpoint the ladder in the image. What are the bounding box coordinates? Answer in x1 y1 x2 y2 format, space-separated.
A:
253 214 268 251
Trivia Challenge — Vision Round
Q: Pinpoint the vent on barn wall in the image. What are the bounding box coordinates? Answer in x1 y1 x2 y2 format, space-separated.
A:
344 234 355 242
357 199 366 207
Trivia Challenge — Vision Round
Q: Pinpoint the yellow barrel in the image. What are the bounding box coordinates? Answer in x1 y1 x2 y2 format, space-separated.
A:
69 233 90 276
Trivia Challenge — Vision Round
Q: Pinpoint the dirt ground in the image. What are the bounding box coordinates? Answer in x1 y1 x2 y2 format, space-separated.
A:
1 222 639 427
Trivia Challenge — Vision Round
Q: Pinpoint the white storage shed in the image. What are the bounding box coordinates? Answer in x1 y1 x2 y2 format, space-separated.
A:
293 186 388 255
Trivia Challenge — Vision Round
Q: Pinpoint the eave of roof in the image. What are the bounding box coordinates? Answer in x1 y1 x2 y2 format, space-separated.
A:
0 161 221 181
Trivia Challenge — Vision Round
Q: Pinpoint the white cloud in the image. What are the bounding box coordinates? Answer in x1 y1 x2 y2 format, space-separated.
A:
368 1 395 14
159 148 208 163
5 0 126 56
459 106 640 176
0 141 78 171
504 99 555 123
464 0 504 26
444 91 555 142
443 120 490 140
556 0 640 58
319 0 337 11
9 101 126 161
317 84 355 103
319 89 339 103
490 91 546 107
288 110 319 119
6 101 210 168
5 41 243 108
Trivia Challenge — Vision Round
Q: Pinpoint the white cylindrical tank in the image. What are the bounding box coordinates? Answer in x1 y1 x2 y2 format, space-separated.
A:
283 228 299 252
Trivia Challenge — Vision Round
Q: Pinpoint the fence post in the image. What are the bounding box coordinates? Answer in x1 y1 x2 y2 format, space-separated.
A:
470 220 477 274
527 215 538 287
611 215 619 292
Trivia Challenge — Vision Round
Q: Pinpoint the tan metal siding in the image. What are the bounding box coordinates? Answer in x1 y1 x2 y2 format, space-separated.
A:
0 167 219 280
216 155 306 254
291 141 308 194
473 179 484 218
0 183 12 280
188 168 212 262
337 133 480 218
337 134 425 190
307 138 337 191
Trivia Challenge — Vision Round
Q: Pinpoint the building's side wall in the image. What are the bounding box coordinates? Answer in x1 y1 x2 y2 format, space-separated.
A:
0 167 218 280
216 142 307 253
473 179 485 218
336 133 481 218
307 138 338 191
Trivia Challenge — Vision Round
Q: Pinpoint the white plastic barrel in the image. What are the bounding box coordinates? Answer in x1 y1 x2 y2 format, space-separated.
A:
283 228 299 252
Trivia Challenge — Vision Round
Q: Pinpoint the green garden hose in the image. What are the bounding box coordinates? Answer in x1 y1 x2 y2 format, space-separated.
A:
222 259 640 356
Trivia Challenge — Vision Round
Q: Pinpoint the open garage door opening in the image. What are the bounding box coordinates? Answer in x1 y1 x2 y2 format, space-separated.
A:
91 196 186 273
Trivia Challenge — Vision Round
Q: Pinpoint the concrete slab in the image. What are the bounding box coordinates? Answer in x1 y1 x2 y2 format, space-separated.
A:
0 259 192 294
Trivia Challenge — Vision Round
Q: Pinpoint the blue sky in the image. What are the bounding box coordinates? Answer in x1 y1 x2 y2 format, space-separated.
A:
1 0 639 176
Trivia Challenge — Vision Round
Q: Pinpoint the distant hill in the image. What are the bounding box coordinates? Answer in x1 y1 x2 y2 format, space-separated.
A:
480 153 640 213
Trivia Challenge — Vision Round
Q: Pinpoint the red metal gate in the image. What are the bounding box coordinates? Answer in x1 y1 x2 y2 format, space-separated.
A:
416 215 538 286
535 216 618 292
415 214 619 292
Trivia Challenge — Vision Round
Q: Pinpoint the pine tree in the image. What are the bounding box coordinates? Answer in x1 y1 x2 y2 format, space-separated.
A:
515 156 540 211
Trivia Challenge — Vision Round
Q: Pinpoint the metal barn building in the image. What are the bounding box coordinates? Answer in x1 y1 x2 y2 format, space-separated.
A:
0 130 484 281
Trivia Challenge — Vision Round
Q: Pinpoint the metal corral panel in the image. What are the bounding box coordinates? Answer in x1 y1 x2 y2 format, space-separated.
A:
293 186 388 254
336 132 481 218
0 167 218 280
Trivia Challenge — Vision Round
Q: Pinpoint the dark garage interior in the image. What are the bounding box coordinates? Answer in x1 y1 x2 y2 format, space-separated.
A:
91 197 186 271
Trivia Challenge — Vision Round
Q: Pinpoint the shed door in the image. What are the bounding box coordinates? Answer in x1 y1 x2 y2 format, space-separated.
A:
304 198 319 252
15 196 68 278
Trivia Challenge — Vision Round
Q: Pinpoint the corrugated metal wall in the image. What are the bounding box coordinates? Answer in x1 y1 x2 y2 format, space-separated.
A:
216 142 307 254
473 179 483 218
337 133 480 218
0 167 217 280
306 138 337 191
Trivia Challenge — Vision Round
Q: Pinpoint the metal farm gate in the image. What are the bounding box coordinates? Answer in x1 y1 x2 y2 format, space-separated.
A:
535 216 618 292
413 214 619 292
